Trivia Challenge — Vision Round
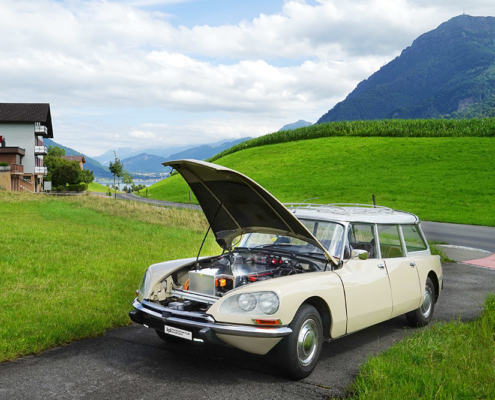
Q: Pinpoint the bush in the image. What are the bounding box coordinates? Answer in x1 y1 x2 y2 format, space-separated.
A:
0 162 9 166
67 183 88 192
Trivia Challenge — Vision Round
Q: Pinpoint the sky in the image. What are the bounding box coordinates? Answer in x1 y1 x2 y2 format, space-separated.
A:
0 0 493 157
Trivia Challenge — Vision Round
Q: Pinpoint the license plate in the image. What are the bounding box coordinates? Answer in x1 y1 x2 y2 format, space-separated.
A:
164 325 192 340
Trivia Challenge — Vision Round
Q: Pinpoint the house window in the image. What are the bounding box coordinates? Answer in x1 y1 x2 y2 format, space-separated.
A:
23 175 31 182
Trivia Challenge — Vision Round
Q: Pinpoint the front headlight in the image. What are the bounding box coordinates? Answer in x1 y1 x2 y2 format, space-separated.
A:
219 291 280 315
139 269 151 298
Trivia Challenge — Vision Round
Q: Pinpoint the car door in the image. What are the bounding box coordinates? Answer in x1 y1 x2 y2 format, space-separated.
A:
377 224 422 317
335 223 393 333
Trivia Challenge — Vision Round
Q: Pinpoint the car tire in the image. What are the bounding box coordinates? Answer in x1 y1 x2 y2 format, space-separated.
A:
155 329 185 343
277 304 323 380
406 276 436 327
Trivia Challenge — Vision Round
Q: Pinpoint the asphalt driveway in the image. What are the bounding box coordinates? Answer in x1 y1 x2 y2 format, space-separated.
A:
1 262 493 400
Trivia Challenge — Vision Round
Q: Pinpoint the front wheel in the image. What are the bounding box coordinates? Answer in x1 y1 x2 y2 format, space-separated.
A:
277 304 323 380
406 276 436 327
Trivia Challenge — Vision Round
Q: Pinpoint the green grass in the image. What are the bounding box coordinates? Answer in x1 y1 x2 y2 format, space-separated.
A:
0 192 220 362
209 118 495 163
347 294 495 399
87 182 111 193
141 136 495 226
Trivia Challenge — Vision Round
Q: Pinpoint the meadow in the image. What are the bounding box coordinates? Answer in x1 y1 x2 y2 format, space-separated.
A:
141 136 495 226
0 192 219 362
348 294 495 399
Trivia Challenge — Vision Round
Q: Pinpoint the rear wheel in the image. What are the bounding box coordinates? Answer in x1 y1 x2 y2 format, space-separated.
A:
406 277 435 327
277 304 323 380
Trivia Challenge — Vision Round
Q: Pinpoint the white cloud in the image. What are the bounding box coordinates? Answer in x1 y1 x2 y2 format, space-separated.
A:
0 0 493 156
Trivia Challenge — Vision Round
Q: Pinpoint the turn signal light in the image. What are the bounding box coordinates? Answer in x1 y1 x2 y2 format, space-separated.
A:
253 319 282 325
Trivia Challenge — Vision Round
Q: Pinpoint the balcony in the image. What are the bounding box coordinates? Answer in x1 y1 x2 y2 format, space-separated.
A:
11 164 24 174
35 166 47 175
34 123 48 135
35 145 48 155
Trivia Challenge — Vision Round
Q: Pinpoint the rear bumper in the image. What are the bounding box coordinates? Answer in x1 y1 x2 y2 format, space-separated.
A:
130 298 292 339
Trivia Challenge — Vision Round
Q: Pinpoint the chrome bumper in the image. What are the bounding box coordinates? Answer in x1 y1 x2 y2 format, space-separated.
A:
132 299 292 338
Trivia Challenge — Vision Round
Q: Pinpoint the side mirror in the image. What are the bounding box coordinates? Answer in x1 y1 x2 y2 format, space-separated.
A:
351 249 368 260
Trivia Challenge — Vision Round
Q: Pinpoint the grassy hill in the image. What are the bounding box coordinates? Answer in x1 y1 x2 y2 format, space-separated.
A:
142 133 495 226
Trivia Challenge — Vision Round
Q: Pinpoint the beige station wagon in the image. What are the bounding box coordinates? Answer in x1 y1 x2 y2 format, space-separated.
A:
129 160 443 379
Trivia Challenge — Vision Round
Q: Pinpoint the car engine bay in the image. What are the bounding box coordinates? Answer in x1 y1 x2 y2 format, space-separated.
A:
151 249 324 312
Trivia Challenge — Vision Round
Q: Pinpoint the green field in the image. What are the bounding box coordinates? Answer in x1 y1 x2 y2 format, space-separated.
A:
0 192 219 362
349 295 495 399
141 136 495 226
87 182 110 193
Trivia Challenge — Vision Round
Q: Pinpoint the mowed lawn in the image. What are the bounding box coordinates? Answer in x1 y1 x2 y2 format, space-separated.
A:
143 137 495 226
0 192 219 362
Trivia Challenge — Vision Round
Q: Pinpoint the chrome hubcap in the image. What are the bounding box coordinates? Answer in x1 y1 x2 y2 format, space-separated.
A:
420 285 433 318
297 319 318 366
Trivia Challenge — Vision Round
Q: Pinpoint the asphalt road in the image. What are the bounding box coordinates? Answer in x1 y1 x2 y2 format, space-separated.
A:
1 262 494 400
421 221 495 253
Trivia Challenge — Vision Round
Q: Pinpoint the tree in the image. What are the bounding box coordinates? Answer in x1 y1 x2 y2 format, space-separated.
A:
108 151 124 198
122 170 133 192
51 159 81 187
47 146 65 157
80 169 95 184
44 155 64 181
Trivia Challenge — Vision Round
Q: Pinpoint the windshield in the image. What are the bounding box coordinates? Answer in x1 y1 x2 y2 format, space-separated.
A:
238 219 344 258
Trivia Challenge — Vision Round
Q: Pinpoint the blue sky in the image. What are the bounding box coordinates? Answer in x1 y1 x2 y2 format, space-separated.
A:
0 0 493 157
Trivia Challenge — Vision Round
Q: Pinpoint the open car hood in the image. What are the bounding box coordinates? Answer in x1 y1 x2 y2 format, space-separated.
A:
162 160 336 263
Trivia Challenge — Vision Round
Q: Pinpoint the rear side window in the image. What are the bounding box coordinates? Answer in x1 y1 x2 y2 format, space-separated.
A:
402 225 428 252
377 225 404 258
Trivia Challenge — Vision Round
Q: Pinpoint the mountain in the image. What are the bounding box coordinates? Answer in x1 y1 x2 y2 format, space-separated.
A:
317 15 495 123
44 138 112 178
278 120 313 131
121 153 169 173
93 144 198 165
120 137 252 173
163 137 251 163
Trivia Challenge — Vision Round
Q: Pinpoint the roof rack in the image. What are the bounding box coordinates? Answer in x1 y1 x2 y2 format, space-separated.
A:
284 203 397 216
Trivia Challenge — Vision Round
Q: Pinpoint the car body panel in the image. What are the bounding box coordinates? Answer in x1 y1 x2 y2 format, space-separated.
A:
384 257 423 318
334 259 393 333
207 270 348 338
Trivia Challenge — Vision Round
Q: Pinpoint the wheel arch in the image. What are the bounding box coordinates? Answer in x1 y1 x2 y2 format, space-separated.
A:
301 296 332 340
427 271 440 303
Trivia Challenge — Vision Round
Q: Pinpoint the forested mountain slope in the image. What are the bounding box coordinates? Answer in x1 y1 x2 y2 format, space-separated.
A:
317 15 495 123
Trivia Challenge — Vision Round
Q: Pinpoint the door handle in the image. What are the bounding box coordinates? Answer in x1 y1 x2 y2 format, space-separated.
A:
410 262 416 267
377 262 385 269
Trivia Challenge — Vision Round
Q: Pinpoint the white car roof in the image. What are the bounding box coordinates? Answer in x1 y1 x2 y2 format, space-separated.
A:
285 204 420 224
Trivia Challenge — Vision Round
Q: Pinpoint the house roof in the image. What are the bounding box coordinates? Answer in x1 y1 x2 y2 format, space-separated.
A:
0 103 53 138
0 147 25 156
61 155 86 163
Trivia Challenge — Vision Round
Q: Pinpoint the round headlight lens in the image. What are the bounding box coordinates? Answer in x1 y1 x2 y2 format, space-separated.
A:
259 292 279 314
238 293 256 311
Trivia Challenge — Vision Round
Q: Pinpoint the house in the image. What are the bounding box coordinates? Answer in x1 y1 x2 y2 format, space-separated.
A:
61 155 85 170
0 103 53 192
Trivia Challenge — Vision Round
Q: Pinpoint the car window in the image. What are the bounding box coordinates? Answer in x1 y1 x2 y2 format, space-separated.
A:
377 225 404 258
347 223 378 259
402 225 428 252
240 220 344 258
